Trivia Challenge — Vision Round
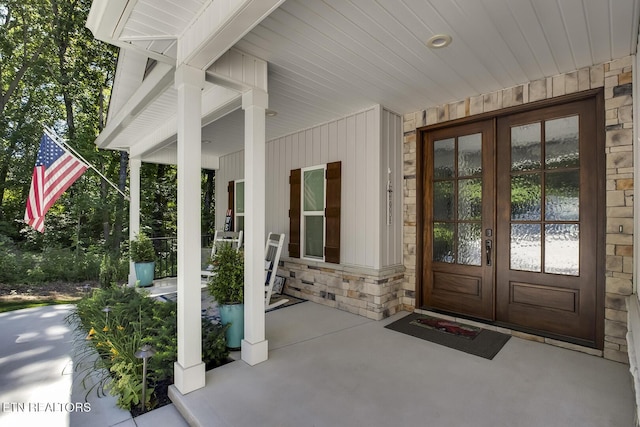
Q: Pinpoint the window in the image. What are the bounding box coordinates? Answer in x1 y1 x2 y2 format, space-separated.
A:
289 161 341 264
302 166 325 259
226 180 244 233
235 180 244 233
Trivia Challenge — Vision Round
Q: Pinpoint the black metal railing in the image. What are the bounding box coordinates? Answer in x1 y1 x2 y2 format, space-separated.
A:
150 235 214 279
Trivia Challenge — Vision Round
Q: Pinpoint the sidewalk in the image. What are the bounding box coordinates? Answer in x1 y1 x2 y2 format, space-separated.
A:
0 304 187 427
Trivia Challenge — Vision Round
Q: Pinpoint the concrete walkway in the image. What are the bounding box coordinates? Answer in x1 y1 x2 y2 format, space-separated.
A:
0 302 636 426
0 304 187 427
170 302 636 427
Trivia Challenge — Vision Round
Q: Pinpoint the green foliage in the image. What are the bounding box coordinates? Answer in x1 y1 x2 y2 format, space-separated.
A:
99 252 128 288
130 233 155 263
207 243 244 304
68 286 229 411
0 235 102 284
109 361 153 410
202 320 230 367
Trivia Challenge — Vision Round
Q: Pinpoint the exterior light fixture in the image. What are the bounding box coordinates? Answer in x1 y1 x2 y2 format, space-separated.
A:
134 344 156 413
426 34 452 49
102 306 112 322
266 109 278 117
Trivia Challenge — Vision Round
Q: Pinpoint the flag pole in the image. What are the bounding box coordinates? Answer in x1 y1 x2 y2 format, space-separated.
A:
43 126 130 201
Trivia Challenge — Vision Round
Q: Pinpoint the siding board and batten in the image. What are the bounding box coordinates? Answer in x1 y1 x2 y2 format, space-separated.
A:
216 105 403 270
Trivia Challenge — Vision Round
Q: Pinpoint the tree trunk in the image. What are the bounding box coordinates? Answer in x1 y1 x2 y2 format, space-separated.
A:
203 169 215 234
113 151 128 253
151 164 166 239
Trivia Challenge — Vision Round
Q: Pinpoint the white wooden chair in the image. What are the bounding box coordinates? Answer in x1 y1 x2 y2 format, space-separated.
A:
265 233 288 310
201 230 243 279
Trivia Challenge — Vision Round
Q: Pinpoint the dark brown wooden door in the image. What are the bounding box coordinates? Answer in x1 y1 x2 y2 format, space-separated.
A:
495 98 600 345
422 95 602 347
424 120 495 321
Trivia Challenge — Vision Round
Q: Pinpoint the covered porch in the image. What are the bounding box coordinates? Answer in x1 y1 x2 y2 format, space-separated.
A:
168 300 634 427
85 0 640 417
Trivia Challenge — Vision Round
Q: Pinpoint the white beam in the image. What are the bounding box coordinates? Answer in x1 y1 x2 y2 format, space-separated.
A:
241 88 269 365
141 145 220 170
173 65 206 394
205 48 269 93
178 0 285 70
96 62 175 149
129 84 240 159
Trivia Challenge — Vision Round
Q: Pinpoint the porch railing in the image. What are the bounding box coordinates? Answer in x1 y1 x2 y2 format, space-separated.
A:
150 235 214 279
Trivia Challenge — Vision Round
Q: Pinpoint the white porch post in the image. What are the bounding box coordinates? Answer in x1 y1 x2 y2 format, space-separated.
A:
128 158 141 286
173 65 206 393
241 89 269 365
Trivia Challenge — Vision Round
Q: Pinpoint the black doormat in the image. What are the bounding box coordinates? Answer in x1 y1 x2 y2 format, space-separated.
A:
384 313 510 360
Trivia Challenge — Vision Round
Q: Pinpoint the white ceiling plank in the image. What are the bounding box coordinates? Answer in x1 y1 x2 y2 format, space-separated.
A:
446 0 528 86
321 0 465 97
532 0 576 73
277 1 447 103
611 0 639 59
98 0 640 157
507 0 559 77
584 0 612 65
558 0 593 69
480 0 545 82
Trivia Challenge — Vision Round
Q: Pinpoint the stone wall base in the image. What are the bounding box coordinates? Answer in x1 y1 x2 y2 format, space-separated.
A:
278 257 405 320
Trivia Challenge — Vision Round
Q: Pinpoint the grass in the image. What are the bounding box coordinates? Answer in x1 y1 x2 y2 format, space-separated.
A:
0 298 79 313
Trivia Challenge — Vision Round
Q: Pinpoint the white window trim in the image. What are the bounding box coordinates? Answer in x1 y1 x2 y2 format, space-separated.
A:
301 165 326 261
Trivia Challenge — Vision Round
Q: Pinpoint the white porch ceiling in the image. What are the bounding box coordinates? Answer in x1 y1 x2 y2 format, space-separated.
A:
101 0 640 161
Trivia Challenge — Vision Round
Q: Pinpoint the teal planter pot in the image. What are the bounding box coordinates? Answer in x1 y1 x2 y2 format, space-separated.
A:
134 262 155 287
219 303 244 349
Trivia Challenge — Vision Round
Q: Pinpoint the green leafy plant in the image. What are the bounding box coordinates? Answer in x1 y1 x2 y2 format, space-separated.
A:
202 320 230 368
99 252 129 288
130 233 156 263
67 286 230 412
207 243 244 304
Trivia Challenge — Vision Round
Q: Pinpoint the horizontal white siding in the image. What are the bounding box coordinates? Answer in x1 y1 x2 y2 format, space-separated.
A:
216 105 403 269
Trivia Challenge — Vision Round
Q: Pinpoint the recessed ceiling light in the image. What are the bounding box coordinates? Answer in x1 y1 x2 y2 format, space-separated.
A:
202 139 212 144
266 109 278 117
426 34 452 49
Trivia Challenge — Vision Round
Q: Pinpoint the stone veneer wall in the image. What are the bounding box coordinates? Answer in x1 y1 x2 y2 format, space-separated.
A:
402 56 633 363
279 257 405 320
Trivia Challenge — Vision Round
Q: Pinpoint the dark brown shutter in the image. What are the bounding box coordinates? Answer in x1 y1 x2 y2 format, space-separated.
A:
324 161 341 264
288 169 301 258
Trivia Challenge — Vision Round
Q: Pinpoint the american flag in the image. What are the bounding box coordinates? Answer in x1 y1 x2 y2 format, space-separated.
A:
24 133 88 232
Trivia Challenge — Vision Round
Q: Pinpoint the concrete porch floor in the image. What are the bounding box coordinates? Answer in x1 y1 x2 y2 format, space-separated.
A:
169 301 635 427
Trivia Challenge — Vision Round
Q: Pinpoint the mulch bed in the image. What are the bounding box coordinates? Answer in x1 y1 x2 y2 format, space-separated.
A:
0 281 97 301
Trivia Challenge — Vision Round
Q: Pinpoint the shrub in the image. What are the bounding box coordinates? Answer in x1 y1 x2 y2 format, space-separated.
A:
0 239 102 285
99 252 129 288
207 243 244 304
68 286 229 411
130 233 156 263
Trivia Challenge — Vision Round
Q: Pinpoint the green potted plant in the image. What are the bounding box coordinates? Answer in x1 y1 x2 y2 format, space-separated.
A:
130 232 156 287
207 242 244 349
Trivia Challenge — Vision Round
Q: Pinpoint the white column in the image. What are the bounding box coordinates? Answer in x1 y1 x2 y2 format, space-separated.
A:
173 65 206 394
241 89 269 365
128 158 141 286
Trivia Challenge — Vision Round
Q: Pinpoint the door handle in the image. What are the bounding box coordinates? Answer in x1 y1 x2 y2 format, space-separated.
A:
485 239 492 266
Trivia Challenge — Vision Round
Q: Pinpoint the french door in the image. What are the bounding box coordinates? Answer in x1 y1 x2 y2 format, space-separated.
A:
421 96 603 346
